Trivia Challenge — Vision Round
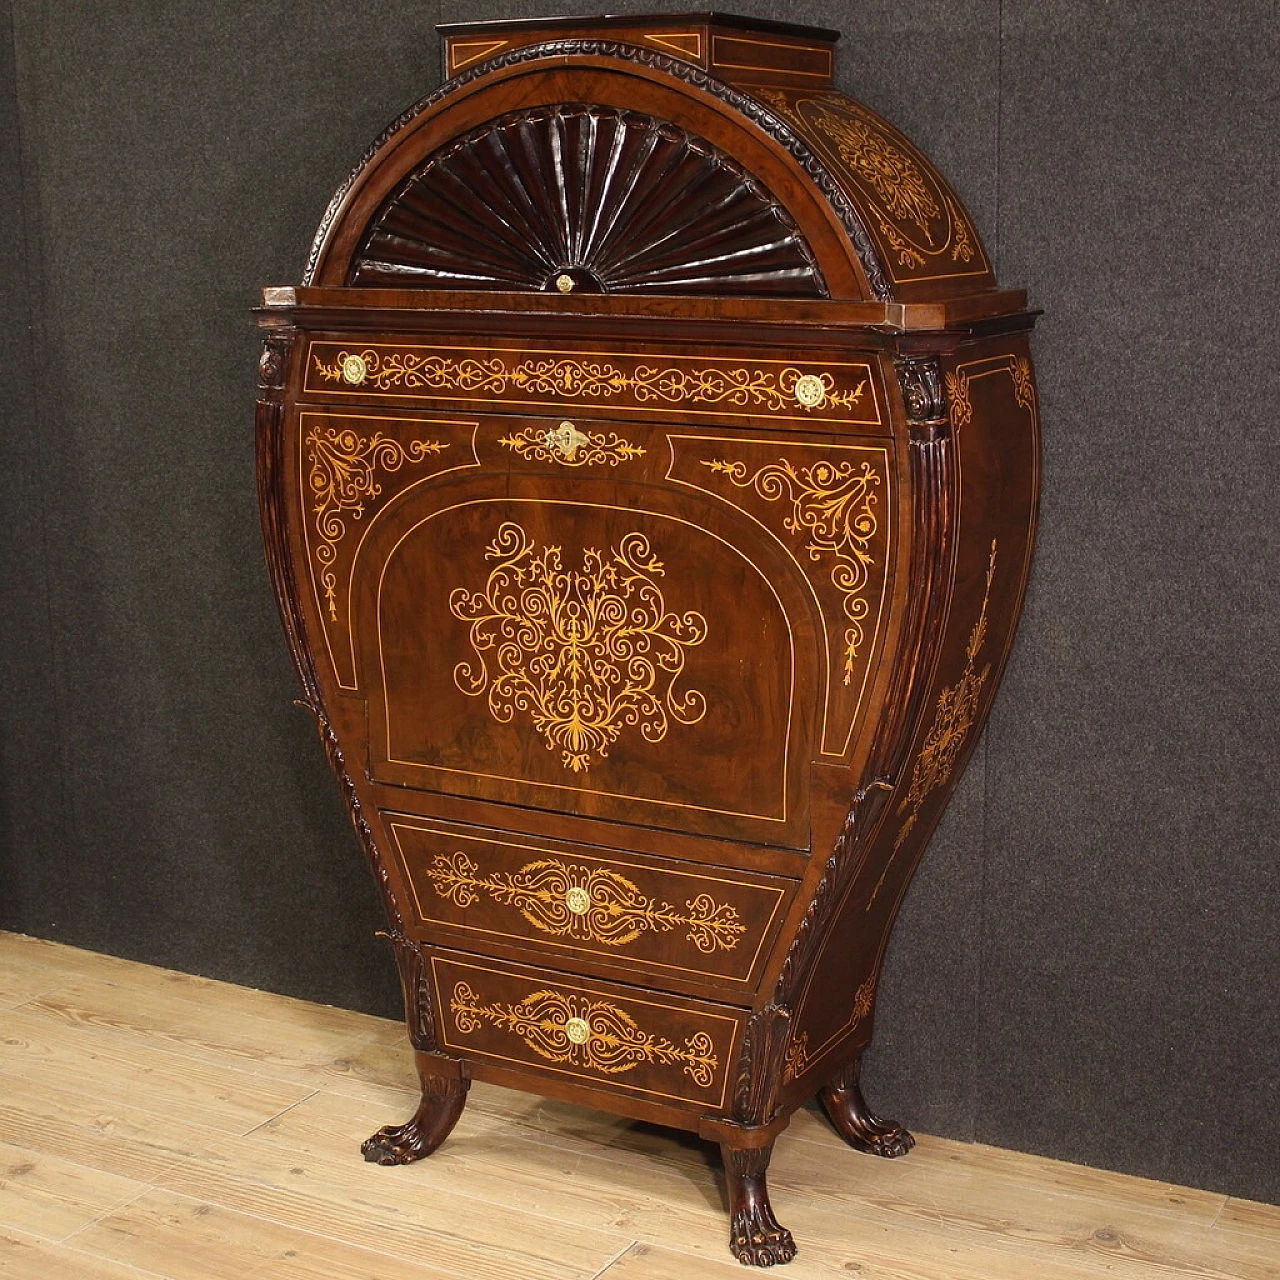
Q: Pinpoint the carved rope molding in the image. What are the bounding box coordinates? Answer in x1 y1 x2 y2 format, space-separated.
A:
448 522 708 772
302 39 890 299
449 982 719 1086
425 851 746 954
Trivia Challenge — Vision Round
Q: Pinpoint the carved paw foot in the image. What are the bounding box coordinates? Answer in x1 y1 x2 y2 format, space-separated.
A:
361 1076 468 1165
722 1139 796 1267
730 1205 797 1267
819 1059 915 1159
361 1119 434 1165
850 1121 916 1159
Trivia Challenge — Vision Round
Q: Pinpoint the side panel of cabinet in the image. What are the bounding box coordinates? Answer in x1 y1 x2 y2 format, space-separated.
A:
777 333 1040 1093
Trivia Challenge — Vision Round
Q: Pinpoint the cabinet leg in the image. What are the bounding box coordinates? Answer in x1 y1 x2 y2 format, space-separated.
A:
818 1056 914 1158
361 1075 470 1165
721 1139 797 1267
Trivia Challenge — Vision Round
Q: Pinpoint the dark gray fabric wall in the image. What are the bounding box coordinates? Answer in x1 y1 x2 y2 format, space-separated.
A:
2 0 1276 1204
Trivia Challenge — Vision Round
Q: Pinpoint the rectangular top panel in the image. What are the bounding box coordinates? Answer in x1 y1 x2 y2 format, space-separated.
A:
439 11 839 88
258 286 1035 339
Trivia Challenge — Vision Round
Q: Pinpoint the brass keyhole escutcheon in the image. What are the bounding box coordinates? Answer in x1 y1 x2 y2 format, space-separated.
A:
793 373 827 408
564 1016 591 1045
556 273 575 293
545 421 589 461
565 886 592 915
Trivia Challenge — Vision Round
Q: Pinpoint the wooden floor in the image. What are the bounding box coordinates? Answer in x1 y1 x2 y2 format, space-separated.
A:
1 932 1276 1279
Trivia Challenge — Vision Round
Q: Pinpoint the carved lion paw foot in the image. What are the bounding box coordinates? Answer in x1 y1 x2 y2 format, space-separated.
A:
360 1121 433 1165
729 1209 797 1267
857 1124 915 1159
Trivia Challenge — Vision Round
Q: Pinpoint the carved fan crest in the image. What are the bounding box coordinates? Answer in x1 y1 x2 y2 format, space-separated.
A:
350 103 828 296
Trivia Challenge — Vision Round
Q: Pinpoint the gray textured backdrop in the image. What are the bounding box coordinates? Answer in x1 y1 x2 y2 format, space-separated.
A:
2 1 1276 1204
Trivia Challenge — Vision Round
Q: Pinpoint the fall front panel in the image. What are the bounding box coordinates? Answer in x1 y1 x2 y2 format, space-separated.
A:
362 494 810 843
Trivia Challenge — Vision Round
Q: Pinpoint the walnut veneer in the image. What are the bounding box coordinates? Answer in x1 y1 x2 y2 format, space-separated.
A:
255 12 1040 1266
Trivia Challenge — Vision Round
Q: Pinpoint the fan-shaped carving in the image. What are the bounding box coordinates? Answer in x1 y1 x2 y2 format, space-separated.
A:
350 103 828 297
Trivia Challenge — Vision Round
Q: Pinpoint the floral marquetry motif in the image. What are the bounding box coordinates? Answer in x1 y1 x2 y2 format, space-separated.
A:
700 456 881 682
305 425 447 619
448 522 708 772
498 423 645 468
894 541 998 852
449 982 719 1086
423 851 745 953
750 85 989 287
809 104 939 246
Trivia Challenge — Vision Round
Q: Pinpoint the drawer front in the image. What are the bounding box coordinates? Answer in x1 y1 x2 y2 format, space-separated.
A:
431 952 743 1110
387 815 793 992
303 336 883 431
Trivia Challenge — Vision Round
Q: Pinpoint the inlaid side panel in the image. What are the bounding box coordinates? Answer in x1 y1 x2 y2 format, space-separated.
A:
745 88 993 295
303 337 883 430
432 951 743 1110
386 814 794 991
667 435 893 759
780 336 1039 1089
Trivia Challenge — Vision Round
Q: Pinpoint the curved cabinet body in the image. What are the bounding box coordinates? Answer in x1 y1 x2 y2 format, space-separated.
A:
255 12 1040 1266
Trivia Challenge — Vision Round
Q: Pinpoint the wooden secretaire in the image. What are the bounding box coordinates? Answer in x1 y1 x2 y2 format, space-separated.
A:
255 12 1040 1265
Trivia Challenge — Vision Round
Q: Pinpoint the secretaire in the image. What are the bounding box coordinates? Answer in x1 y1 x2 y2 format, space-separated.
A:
255 12 1040 1265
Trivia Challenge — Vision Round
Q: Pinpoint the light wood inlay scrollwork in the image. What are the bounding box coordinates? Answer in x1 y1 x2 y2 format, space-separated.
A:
498 423 645 467
449 982 719 1086
701 456 881 682
449 522 708 772
424 852 746 953
305 425 447 619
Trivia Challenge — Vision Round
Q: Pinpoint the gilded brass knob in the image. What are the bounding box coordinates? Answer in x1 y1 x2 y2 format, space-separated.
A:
556 273 575 293
565 886 591 915
341 353 368 386
793 373 827 408
564 1016 591 1044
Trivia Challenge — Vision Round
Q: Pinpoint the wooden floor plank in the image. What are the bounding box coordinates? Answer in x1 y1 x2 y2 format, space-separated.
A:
1 930 1276 1280
0 1139 146 1242
155 1140 631 1280
22 975 399 1099
239 1090 1263 1280
0 1009 315 1137
0 1226 173 1280
0 935 161 994
0 1073 230 1184
67 1188 471 1280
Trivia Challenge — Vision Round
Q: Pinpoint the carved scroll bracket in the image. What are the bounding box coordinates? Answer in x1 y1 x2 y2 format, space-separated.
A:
895 356 949 443
258 332 291 393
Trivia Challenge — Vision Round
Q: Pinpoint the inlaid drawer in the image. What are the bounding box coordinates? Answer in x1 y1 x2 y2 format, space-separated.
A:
386 815 794 996
302 335 884 431
431 952 743 1111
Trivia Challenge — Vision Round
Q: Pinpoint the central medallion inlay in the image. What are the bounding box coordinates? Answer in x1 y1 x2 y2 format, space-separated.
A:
449 522 709 772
